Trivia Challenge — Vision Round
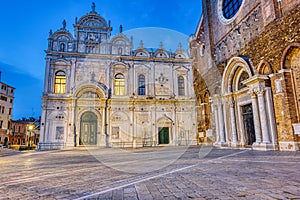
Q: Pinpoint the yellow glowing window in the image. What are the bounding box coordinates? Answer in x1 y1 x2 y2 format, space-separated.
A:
114 74 125 96
54 71 66 94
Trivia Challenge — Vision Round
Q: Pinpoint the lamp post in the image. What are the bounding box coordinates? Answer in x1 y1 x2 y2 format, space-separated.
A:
27 124 34 150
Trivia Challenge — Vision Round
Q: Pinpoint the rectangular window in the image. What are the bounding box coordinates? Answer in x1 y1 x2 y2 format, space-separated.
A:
138 75 146 95
2 106 4 114
112 127 120 139
1 96 7 101
178 76 185 96
9 108 12 115
0 121 3 128
114 79 125 95
54 72 66 94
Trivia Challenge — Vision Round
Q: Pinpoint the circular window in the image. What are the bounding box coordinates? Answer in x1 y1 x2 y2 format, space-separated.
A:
218 0 243 24
223 0 243 19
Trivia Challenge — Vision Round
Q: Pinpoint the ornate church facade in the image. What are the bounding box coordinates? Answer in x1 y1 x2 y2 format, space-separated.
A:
38 4 196 150
189 0 300 151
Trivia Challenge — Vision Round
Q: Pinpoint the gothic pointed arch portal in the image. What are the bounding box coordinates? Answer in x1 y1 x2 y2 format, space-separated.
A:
80 111 98 145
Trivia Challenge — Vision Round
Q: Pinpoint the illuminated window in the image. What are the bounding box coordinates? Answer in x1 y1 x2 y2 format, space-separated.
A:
54 71 66 94
222 0 243 19
178 76 185 96
114 74 125 96
138 75 145 95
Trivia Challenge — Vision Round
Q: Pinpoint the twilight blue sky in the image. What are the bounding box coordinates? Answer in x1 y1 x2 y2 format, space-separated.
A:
0 0 202 120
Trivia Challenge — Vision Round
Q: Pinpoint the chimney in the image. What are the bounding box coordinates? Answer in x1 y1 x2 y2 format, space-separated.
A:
0 71 2 82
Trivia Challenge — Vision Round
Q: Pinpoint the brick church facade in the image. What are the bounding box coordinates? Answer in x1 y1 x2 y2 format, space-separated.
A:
189 0 300 151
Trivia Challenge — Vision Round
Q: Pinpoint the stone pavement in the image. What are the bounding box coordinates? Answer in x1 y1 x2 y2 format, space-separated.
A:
0 146 299 199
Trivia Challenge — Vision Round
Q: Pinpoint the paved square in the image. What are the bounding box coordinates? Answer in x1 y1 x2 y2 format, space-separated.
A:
0 146 299 199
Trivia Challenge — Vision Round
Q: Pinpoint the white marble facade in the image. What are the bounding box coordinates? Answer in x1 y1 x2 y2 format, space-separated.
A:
38 4 196 150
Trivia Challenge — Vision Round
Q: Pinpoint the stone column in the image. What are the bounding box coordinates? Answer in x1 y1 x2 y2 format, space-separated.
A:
213 105 220 143
265 87 277 145
44 57 51 93
39 104 47 144
101 106 106 146
256 90 271 143
72 100 79 147
251 93 262 143
229 99 238 145
218 102 225 143
70 58 76 92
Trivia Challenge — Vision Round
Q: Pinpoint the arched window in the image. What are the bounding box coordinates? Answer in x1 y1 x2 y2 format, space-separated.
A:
60 43 65 52
118 47 123 55
114 74 125 95
222 0 243 19
138 75 145 95
237 71 249 90
178 76 185 96
54 71 66 94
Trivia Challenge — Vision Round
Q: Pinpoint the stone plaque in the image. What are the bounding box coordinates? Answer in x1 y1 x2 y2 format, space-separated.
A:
56 127 64 140
206 129 213 137
275 79 282 94
292 123 300 135
199 132 204 137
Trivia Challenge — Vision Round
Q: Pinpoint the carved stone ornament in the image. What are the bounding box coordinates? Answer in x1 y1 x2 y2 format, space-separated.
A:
157 73 168 84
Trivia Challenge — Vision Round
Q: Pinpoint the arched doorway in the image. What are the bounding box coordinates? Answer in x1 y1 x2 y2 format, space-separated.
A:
4 137 8 147
80 112 97 145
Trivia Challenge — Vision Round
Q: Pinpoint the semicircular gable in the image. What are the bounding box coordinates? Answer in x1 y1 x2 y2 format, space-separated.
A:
73 84 106 98
52 31 73 40
134 49 150 58
111 34 130 43
77 14 108 28
111 111 129 122
154 49 169 58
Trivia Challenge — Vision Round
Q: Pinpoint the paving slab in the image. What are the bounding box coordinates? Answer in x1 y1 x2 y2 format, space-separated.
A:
0 146 299 199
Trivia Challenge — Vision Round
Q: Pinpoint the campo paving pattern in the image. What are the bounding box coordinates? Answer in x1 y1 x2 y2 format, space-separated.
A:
0 146 299 199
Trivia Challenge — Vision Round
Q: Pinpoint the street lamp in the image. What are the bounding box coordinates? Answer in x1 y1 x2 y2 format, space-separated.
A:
27 124 34 150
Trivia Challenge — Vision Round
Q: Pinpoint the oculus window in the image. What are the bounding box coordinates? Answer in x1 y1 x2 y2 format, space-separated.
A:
114 74 125 96
222 0 243 19
54 71 66 94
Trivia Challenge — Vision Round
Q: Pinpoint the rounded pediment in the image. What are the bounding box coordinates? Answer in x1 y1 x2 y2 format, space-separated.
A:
134 49 150 58
174 52 188 59
51 30 73 40
154 49 169 58
77 14 108 28
111 34 130 44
